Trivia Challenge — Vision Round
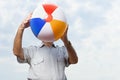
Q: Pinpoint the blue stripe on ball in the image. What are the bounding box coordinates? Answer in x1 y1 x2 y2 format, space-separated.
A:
30 18 46 37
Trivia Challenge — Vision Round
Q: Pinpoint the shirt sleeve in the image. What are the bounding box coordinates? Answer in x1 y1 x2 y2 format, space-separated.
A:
62 46 70 67
17 46 37 64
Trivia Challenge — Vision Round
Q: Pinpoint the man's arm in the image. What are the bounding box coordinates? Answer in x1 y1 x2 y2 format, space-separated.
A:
13 13 32 60
64 40 78 64
61 26 78 64
13 25 25 60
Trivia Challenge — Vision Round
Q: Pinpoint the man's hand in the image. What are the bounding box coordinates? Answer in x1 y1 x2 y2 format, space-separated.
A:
19 13 32 29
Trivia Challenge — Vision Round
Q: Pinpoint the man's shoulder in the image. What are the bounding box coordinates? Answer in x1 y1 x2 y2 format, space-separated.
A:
55 45 66 51
23 45 42 50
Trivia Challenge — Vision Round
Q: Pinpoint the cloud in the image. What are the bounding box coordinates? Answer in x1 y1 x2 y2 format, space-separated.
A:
105 0 120 25
71 0 120 80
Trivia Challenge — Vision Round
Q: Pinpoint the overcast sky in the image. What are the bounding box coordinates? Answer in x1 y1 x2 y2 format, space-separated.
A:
1 0 120 80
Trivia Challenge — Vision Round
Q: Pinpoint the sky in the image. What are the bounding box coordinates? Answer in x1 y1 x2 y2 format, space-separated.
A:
0 0 120 80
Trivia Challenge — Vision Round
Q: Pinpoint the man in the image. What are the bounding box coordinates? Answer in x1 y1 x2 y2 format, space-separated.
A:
13 13 78 80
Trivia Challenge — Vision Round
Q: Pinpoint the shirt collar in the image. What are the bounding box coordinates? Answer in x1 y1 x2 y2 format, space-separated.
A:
40 44 56 48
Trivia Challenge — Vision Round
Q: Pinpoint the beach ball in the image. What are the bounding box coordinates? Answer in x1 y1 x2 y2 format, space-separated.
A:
30 3 67 42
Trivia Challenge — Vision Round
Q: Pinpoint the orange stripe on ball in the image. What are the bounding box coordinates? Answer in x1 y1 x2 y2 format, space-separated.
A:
50 20 67 41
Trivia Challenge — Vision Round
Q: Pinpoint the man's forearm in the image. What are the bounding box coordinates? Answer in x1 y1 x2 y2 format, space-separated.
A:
64 41 78 64
13 24 24 57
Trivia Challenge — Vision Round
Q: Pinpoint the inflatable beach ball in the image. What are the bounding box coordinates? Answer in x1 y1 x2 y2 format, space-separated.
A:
30 3 67 42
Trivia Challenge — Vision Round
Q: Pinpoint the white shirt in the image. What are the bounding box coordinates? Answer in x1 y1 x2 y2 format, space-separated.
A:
17 44 69 80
